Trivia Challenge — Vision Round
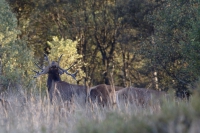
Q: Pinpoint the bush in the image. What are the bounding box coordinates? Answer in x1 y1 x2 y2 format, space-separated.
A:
0 0 34 90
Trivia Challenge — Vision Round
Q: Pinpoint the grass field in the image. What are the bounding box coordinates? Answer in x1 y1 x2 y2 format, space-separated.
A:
0 85 199 133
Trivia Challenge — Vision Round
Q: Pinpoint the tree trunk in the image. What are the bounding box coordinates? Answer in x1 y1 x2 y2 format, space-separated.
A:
0 43 3 92
151 36 159 90
153 70 159 90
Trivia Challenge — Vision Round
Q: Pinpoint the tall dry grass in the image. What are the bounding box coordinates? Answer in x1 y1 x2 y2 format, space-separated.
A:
0 84 199 133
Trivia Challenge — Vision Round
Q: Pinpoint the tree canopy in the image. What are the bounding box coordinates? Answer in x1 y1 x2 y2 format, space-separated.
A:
0 0 34 90
2 0 200 97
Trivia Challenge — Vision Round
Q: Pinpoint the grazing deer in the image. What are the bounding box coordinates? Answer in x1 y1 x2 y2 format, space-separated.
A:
116 87 166 107
89 84 123 107
33 54 87 105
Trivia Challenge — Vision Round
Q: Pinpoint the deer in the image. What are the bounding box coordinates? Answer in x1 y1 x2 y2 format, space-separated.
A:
89 73 124 107
116 87 167 107
90 84 123 107
33 54 125 107
33 54 87 105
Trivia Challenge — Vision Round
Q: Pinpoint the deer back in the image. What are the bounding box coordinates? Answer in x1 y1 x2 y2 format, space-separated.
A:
116 87 166 106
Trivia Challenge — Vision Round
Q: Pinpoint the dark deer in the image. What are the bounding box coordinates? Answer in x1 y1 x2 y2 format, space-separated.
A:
34 54 87 105
34 54 125 107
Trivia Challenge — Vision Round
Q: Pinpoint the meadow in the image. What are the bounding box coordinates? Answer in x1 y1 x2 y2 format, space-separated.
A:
0 84 199 133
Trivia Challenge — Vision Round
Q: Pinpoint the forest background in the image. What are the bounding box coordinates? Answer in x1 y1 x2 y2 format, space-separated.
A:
1 0 200 98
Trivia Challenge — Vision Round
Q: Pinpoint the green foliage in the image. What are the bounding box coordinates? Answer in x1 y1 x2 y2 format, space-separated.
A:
186 2 200 79
76 97 198 133
47 36 85 84
7 0 156 87
6 0 200 96
0 0 34 88
77 112 153 133
143 0 199 95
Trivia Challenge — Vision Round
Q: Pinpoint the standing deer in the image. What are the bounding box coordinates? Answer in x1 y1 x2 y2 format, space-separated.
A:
90 84 124 107
33 54 124 107
34 54 87 105
116 87 166 107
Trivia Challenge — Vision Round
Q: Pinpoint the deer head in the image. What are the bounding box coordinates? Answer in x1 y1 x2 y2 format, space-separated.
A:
33 54 78 81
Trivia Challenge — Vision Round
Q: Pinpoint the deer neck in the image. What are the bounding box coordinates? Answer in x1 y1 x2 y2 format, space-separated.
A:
47 72 61 103
47 72 61 92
